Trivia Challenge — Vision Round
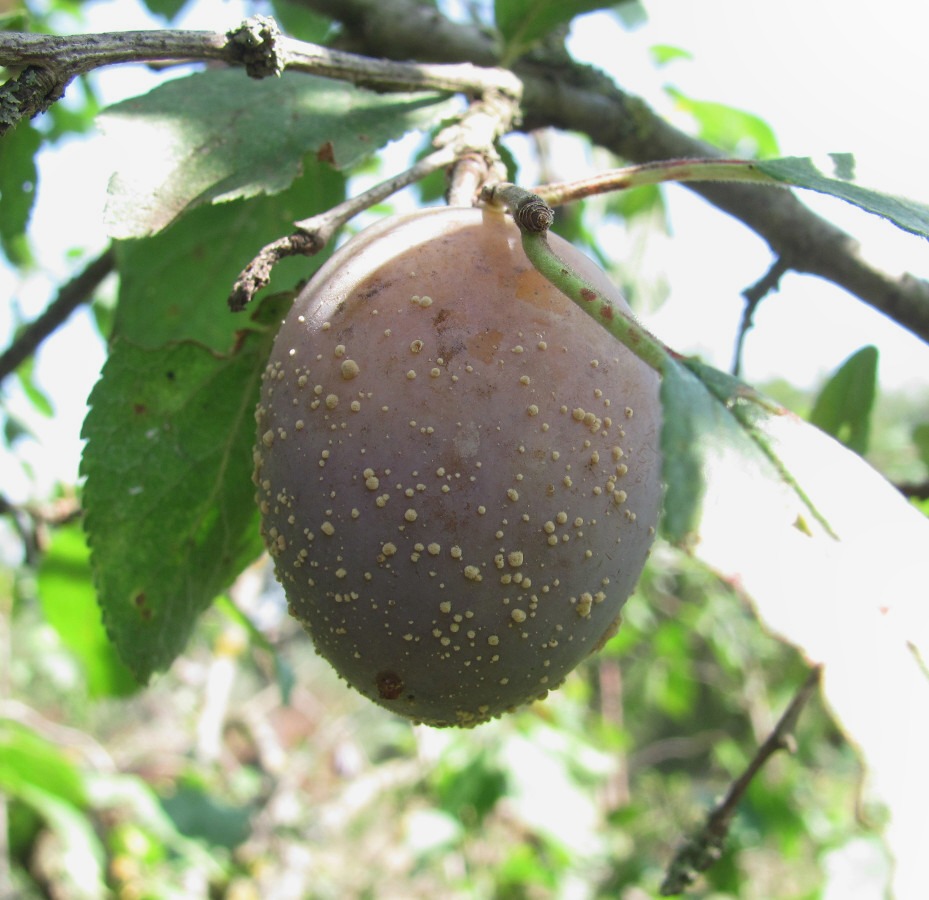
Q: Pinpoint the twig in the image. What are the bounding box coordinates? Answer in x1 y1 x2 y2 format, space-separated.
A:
0 246 115 384
229 144 459 310
230 90 518 310
896 479 929 501
731 257 790 376
531 159 776 206
0 16 521 135
660 665 823 896
310 0 929 347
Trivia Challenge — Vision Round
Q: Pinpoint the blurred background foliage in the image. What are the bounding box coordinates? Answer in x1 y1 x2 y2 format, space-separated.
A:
2 0 927 897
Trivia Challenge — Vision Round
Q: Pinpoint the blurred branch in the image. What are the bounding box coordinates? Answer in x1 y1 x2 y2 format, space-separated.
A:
0 16 520 136
897 479 929 501
0 246 114 385
732 257 790 376
659 665 823 896
301 0 929 346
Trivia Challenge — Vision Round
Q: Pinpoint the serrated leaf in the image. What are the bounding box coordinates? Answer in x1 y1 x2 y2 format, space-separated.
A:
100 70 457 238
494 0 617 61
808 345 878 455
80 325 274 682
755 155 929 240
655 354 929 900
666 86 779 158
685 391 929 900
37 524 139 698
0 120 40 265
113 160 344 352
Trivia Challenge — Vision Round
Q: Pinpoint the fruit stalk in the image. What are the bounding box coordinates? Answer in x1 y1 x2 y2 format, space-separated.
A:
483 183 675 376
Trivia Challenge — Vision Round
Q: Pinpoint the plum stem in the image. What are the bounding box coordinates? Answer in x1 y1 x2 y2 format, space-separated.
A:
482 182 675 375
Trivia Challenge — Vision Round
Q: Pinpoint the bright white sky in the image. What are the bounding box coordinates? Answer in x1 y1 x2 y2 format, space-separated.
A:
2 0 928 502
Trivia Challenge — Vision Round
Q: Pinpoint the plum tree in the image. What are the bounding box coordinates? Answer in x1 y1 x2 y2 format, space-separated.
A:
255 205 662 726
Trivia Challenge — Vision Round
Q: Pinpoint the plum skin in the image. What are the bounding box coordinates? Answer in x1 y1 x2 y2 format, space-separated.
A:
254 205 662 727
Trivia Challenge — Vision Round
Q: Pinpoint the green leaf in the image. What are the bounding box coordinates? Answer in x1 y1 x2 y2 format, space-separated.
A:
36 523 139 698
80 320 276 682
649 44 693 66
101 70 457 238
660 358 831 546
139 0 188 20
268 0 333 41
606 181 666 224
0 721 87 809
0 725 107 896
160 784 253 849
0 120 41 265
756 155 929 240
113 160 343 352
16 356 54 417
682 377 929 900
666 87 779 158
494 0 617 62
659 361 732 543
808 345 878 455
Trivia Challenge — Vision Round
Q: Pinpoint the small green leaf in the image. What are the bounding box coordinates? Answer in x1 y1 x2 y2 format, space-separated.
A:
494 0 617 61
16 356 54 417
666 87 779 158
37 523 139 698
755 155 929 240
649 44 693 66
138 0 188 20
113 160 344 352
808 345 878 455
101 70 457 238
80 321 275 682
0 121 41 265
606 181 666 225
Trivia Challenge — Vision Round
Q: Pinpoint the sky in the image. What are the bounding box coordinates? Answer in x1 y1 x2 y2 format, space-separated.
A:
2 0 928 502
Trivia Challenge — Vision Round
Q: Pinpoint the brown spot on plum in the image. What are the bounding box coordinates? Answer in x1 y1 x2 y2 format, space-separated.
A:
375 670 405 700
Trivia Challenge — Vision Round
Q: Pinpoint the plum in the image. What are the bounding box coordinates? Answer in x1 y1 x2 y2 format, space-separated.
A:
254 205 662 727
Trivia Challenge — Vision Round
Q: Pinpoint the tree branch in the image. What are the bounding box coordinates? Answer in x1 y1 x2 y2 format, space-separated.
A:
0 15 521 135
299 0 929 346
229 143 460 311
660 665 823 895
230 88 517 310
0 247 115 385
